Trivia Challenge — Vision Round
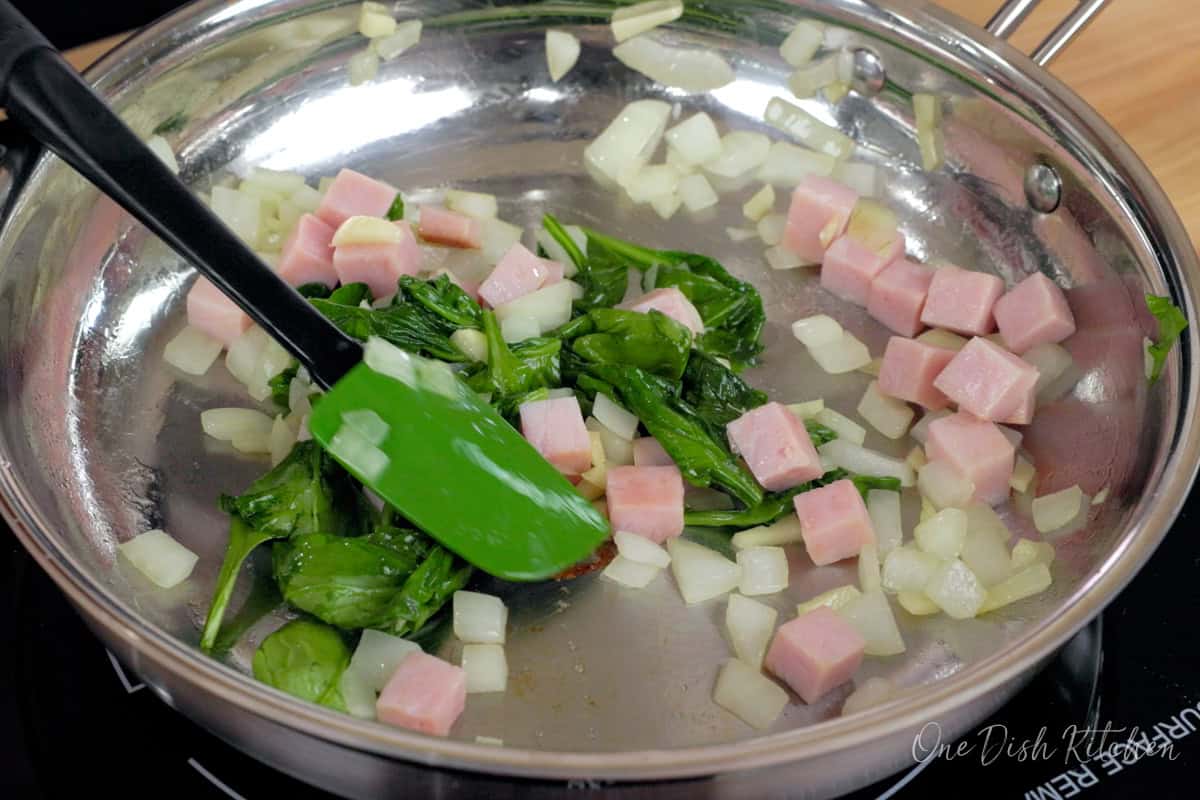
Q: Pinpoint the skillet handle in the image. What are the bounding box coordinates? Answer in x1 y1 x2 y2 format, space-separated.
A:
986 0 1111 67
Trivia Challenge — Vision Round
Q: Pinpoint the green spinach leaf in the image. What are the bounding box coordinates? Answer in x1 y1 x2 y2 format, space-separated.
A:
270 363 300 411
380 546 474 638
1146 294 1188 383
543 214 628 312
252 619 351 711
570 309 692 381
386 193 406 221
399 274 482 329
200 516 282 651
297 283 333 300
467 311 561 404
328 282 373 306
679 350 767 428
805 420 839 447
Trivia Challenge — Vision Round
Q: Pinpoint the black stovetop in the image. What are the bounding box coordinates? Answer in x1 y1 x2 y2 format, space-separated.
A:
4 494 1199 800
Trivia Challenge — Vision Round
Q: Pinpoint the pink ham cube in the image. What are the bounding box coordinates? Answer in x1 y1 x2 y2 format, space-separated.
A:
418 206 482 249
933 337 1039 422
793 479 876 566
606 465 685 543
925 412 1015 505
783 176 860 264
920 265 1004 336
993 272 1077 354
867 258 935 337
478 243 564 308
632 437 674 467
332 222 423 299
376 652 466 737
186 277 250 346
820 235 900 306
316 168 398 229
621 288 705 335
878 337 955 410
277 213 338 288
765 607 865 704
519 396 592 475
727 402 823 491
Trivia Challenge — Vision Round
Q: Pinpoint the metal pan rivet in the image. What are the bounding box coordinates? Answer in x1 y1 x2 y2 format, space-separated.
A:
851 48 885 96
1025 162 1062 213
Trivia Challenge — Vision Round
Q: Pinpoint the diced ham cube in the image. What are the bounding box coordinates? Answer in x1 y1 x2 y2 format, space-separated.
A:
920 265 1004 336
867 258 935 337
820 235 900 306
479 243 564 308
993 272 1076 354
376 652 466 737
925 412 1015 505
519 396 591 475
186 277 250 346
620 287 705 335
793 479 876 565
727 402 823 491
606 465 685 543
632 437 674 467
316 168 398 229
783 176 860 264
933 337 1039 422
277 213 338 288
878 337 955 410
333 222 423 299
418 206 482 249
765 606 865 704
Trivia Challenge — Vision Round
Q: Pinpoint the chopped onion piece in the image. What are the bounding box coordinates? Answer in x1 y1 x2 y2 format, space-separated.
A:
920 495 937 523
359 2 396 38
668 538 741 604
897 590 940 616
791 314 843 348
373 20 422 61
117 530 198 589
585 100 672 189
665 112 723 165
979 563 1052 614
914 508 967 560
1032 485 1084 534
269 414 295 466
333 215 403 247
364 336 417 384
545 29 581 82
846 200 900 256
615 36 735 92
602 554 661 588
727 226 758 242
867 490 903 555
445 189 498 219
858 358 882 377
451 328 488 362
960 521 1013 587
835 161 880 197
787 398 825 419
211 186 262 246
493 280 575 333
625 164 682 204
348 630 421 692
731 514 803 549
678 173 719 212
477 217 524 264
858 542 882 593
913 93 944 171
712 658 788 730
924 559 986 619
1024 342 1074 396
462 644 508 693
704 131 772 179
906 446 927 472
809 332 873 375
576 478 605 501
756 141 837 186
813 407 866 445
341 408 389 446
501 314 541 343
917 460 975 509
476 736 504 746
339 669 377 719
915 329 967 351
788 55 838 98
453 591 507 644
743 184 776 221
725 594 777 669
1010 456 1036 493
908 408 951 445
146 135 179 174
329 425 389 480
164 326 223 376
780 19 824 67
823 80 850 104
1092 487 1109 505
348 47 380 86
756 212 787 246
764 97 854 160
857 380 914 439
839 590 905 656
615 530 671 568
580 432 607 488
796 584 861 616
736 546 789 596
1010 539 1055 572
586 416 635 465
881 545 941 593
201 407 273 443
611 0 683 42
651 192 683 220
842 676 896 715
594 393 639 440
764 245 810 271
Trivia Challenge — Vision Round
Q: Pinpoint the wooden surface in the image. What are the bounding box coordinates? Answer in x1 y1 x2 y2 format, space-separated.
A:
61 2 1199 247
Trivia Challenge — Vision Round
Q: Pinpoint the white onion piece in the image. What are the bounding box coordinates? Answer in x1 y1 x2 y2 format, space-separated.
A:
348 47 380 86
341 408 389 446
678 173 719 212
808 333 873 375
756 212 787 246
211 186 262 246
225 326 271 397
881 545 941 593
615 36 735 92
858 542 882 594
164 326 223 376
857 381 914 440
764 245 811 271
373 20 422 61
543 388 575 400
908 408 951 445
117 530 198 589
625 164 682 203
731 514 803 549
453 591 507 644
668 538 741 604
269 414 295 466
914 508 967 560
1092 487 1109 505
1024 342 1073 395
791 314 842 348
913 93 944 171
146 135 179 174
651 193 683 220
736 546 789 596
788 55 838 98
764 97 854 160
493 280 575 333
787 398 824 419
1032 485 1084 534
585 100 672 188
288 184 322 213
780 19 824 67
839 589 905 655
725 594 777 669
245 167 305 193
742 185 776 221
813 407 866 446
349 630 421 692
906 446 927 472
917 460 975 509
756 141 836 186
611 0 683 42
796 584 861 616
450 328 488 363
477 217 524 264
960 521 1013 587
445 189 499 220
712 659 788 730
359 1 396 38
296 414 312 442
915 329 967 351
865 490 903 556
461 644 508 693
545 29 581 82
924 559 986 619
979 562 1052 614
586 416 635 466
665 112 722 166
334 215 403 247
834 161 880 197
1007 455 1035 493
339 669 378 719
329 425 389 480
842 676 896 715
500 315 540 343
288 379 313 421
727 226 758 242
704 131 771 179
201 407 273 443
614 530 671 568
602 555 661 588
476 736 504 746
897 590 939 616
593 393 639 440
1010 538 1055 572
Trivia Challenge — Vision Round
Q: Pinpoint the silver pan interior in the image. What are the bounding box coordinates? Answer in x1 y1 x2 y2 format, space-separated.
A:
1 0 1197 790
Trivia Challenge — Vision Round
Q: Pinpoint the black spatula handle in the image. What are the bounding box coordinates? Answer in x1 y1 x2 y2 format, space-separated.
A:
0 2 360 389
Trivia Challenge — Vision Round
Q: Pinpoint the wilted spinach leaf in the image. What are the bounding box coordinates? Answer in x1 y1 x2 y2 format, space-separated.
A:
1146 294 1188 383
252 620 350 711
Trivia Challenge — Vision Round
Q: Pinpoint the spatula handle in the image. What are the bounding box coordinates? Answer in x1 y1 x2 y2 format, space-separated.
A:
0 1 360 389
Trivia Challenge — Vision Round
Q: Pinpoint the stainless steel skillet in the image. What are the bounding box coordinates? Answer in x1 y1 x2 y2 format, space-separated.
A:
0 1 1196 797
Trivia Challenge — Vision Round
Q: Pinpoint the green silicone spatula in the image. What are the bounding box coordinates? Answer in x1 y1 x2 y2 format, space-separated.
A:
0 3 609 580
